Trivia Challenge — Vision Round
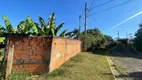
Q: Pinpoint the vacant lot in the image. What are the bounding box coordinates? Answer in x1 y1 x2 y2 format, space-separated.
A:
38 52 114 80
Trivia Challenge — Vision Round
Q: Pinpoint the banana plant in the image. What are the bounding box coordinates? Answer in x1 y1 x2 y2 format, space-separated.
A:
3 16 14 33
55 23 64 36
47 13 56 36
38 15 50 36
0 25 5 35
0 13 66 37
59 29 67 37
17 16 38 35
66 28 80 39
38 13 67 37
27 16 38 35
17 21 29 34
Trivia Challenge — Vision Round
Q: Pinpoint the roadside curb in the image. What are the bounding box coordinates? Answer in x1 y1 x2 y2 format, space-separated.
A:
106 46 118 80
106 55 117 80
106 45 125 80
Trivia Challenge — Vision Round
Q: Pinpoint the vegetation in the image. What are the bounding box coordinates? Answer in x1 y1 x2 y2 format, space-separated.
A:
0 49 4 61
66 28 115 51
0 13 67 37
0 37 5 43
37 13 67 37
8 70 32 80
66 28 80 39
8 52 114 80
134 22 142 52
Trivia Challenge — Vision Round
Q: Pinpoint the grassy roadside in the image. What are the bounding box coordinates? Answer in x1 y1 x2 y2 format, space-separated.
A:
8 52 114 80
38 52 114 80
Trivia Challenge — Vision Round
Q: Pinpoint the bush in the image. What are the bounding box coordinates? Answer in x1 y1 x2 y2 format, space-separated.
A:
79 33 96 51
79 28 114 51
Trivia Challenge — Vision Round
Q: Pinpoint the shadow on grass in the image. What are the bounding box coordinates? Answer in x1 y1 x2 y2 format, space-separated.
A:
116 72 142 80
103 72 113 75
47 69 65 77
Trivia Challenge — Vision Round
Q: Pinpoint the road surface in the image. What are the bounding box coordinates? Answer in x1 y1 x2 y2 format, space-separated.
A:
109 45 142 80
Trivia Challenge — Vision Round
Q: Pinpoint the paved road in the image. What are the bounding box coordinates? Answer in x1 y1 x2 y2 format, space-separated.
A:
110 45 142 80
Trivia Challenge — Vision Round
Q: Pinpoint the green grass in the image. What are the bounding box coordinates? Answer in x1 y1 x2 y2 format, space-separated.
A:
7 52 114 80
38 52 114 80
8 70 33 80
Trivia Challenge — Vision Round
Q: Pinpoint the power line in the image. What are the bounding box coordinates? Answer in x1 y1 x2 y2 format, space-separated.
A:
92 17 104 30
88 0 133 17
89 0 114 11
89 0 95 9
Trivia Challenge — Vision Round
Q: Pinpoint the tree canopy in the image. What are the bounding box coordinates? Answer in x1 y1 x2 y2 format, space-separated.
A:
134 22 142 52
66 28 114 51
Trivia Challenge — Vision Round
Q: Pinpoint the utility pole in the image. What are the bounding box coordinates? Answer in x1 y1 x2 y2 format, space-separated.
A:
78 15 81 39
84 2 88 51
79 15 81 33
85 2 88 35
117 31 120 39
126 32 128 39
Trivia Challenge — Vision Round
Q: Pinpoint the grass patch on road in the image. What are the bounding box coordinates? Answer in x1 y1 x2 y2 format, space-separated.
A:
39 52 114 80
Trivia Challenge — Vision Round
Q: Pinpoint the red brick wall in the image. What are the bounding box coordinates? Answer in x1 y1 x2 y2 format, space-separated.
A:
6 35 81 74
7 35 52 74
49 37 81 72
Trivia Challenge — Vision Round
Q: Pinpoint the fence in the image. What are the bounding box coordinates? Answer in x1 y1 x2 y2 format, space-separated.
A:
5 34 81 76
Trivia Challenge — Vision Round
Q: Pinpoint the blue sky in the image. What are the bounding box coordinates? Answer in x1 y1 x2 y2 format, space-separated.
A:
0 0 142 38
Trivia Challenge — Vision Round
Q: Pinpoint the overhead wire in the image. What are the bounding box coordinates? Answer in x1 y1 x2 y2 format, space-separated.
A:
89 0 114 11
88 0 133 17
89 0 96 10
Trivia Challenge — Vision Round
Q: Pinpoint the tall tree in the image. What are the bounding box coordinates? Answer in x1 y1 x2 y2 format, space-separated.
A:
134 22 142 52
